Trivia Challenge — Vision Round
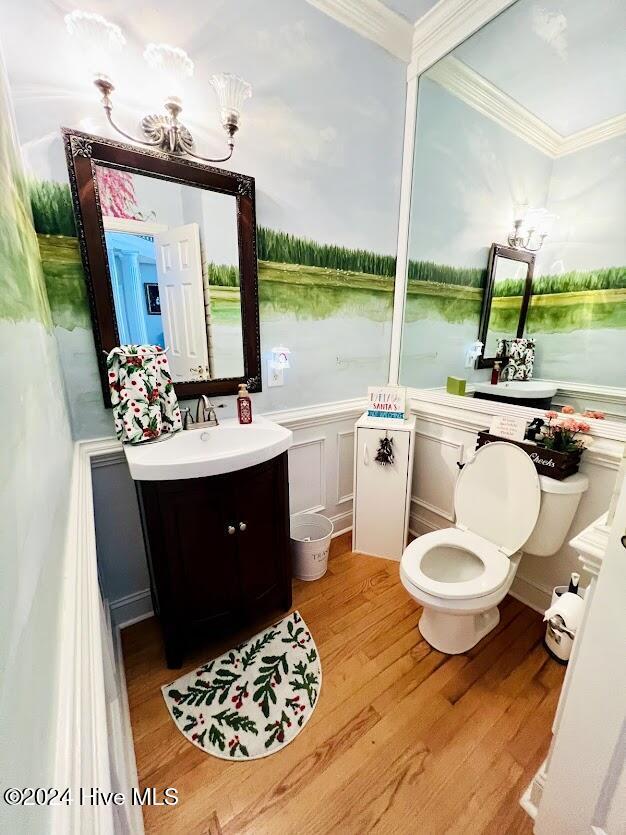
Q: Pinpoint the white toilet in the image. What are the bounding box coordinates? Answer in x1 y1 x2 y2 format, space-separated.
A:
400 441 589 654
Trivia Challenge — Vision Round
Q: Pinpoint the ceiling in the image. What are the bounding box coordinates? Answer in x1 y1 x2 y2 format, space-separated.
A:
380 0 438 24
452 0 626 135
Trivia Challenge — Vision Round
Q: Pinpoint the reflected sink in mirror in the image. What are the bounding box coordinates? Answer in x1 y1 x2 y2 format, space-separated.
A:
124 416 292 480
473 380 557 409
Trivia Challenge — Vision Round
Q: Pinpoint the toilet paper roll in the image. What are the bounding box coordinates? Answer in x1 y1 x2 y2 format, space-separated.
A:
544 591 585 632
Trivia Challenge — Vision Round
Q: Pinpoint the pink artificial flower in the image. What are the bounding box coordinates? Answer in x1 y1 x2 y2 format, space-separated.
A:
577 422 591 433
95 167 139 219
545 410 558 419
583 410 605 420
560 419 577 432
561 405 575 414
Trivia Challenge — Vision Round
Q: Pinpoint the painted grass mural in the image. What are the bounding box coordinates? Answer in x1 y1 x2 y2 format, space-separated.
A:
206 262 239 287
257 226 396 277
494 267 626 296
29 179 626 334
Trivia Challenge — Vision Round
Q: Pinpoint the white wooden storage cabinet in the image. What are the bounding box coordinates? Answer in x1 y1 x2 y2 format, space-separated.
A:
353 413 416 560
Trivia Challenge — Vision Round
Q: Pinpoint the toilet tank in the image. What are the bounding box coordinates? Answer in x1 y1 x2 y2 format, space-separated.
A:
523 472 589 557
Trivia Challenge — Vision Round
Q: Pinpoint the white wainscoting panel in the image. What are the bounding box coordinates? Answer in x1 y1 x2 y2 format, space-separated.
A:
412 428 465 521
289 436 326 514
337 430 355 504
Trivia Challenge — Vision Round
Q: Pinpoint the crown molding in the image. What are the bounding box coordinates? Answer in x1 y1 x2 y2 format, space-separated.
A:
559 113 626 156
409 0 517 79
428 55 561 156
305 0 413 61
427 56 626 157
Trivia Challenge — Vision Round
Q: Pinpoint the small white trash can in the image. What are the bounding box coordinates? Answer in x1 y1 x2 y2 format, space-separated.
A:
290 512 334 581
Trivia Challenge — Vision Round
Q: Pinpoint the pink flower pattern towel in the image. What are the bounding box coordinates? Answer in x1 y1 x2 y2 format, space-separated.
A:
107 345 183 444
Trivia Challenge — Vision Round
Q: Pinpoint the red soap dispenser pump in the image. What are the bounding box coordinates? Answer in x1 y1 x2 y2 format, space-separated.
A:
237 383 252 424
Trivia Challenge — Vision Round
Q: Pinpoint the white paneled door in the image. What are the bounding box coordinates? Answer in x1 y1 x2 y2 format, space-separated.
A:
155 223 209 382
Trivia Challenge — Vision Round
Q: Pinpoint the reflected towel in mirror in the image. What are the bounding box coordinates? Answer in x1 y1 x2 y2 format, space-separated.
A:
497 337 535 380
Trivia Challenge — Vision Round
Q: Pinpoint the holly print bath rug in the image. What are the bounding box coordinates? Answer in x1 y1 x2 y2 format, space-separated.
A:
162 611 321 760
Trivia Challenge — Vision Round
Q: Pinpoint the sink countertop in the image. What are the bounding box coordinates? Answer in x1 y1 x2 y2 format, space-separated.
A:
124 415 293 481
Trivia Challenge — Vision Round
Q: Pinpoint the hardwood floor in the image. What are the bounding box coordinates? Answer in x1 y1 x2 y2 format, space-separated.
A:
122 533 564 834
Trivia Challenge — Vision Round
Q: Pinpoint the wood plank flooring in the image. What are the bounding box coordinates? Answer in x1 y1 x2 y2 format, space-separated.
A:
122 533 564 834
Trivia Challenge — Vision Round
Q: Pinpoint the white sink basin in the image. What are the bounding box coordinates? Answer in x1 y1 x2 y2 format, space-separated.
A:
124 416 292 481
473 380 557 400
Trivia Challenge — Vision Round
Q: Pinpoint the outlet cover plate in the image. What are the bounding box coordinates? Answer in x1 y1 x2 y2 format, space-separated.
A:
267 359 284 387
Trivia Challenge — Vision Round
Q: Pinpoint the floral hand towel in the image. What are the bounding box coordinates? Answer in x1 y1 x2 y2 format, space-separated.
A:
107 345 183 444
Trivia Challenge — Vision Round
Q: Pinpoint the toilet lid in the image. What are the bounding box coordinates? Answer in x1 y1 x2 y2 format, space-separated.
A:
455 442 541 555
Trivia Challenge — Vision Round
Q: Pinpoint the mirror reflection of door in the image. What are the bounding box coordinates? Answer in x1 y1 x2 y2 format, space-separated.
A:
484 256 530 357
97 164 244 384
154 223 209 382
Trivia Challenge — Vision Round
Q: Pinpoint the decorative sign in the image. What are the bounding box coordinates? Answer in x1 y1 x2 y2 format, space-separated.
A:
367 386 406 420
489 414 528 442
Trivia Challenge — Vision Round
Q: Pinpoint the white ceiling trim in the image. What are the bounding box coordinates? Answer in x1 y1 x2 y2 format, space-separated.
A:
428 56 561 156
428 56 626 158
409 0 518 79
304 0 413 61
559 113 626 156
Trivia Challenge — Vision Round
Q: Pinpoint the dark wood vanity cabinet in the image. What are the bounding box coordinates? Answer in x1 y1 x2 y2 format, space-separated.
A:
136 452 292 667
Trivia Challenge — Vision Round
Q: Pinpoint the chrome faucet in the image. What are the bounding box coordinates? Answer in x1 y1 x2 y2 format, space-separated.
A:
196 395 219 427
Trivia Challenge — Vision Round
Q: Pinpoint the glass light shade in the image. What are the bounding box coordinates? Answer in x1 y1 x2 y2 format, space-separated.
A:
209 73 252 129
524 207 547 232
513 201 528 223
540 212 556 237
143 43 194 101
65 10 125 81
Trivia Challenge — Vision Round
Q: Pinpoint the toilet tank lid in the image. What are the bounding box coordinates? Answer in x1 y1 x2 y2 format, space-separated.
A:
539 472 589 495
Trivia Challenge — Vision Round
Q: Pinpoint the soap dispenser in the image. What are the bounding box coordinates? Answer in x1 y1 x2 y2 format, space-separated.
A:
237 383 252 424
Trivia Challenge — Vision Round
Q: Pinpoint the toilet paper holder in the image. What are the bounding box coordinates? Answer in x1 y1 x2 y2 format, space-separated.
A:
546 614 576 643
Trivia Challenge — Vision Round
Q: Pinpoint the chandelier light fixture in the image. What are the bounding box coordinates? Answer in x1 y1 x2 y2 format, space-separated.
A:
64 10 252 163
508 203 555 252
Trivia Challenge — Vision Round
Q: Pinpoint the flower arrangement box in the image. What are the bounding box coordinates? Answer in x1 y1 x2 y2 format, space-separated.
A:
475 431 582 480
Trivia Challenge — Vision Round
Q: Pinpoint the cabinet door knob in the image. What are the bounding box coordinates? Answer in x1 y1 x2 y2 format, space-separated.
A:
239 521 247 532
227 525 236 535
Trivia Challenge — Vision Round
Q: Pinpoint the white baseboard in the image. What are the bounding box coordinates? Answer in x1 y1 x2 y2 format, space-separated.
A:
509 574 552 614
111 589 154 630
520 759 549 820
329 509 353 538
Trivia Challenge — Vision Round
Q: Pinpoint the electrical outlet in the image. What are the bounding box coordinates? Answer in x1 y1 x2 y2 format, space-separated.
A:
267 360 284 387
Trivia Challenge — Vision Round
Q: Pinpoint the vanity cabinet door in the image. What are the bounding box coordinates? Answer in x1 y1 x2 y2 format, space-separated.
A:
230 453 291 616
138 475 240 666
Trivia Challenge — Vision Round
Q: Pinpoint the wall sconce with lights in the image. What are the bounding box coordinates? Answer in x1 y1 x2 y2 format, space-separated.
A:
65 10 251 162
508 204 555 252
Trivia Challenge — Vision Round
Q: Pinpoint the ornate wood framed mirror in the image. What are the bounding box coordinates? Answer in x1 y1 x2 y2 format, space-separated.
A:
476 243 535 368
63 129 261 406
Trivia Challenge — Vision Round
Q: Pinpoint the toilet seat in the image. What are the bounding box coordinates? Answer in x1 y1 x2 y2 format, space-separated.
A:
401 528 511 600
